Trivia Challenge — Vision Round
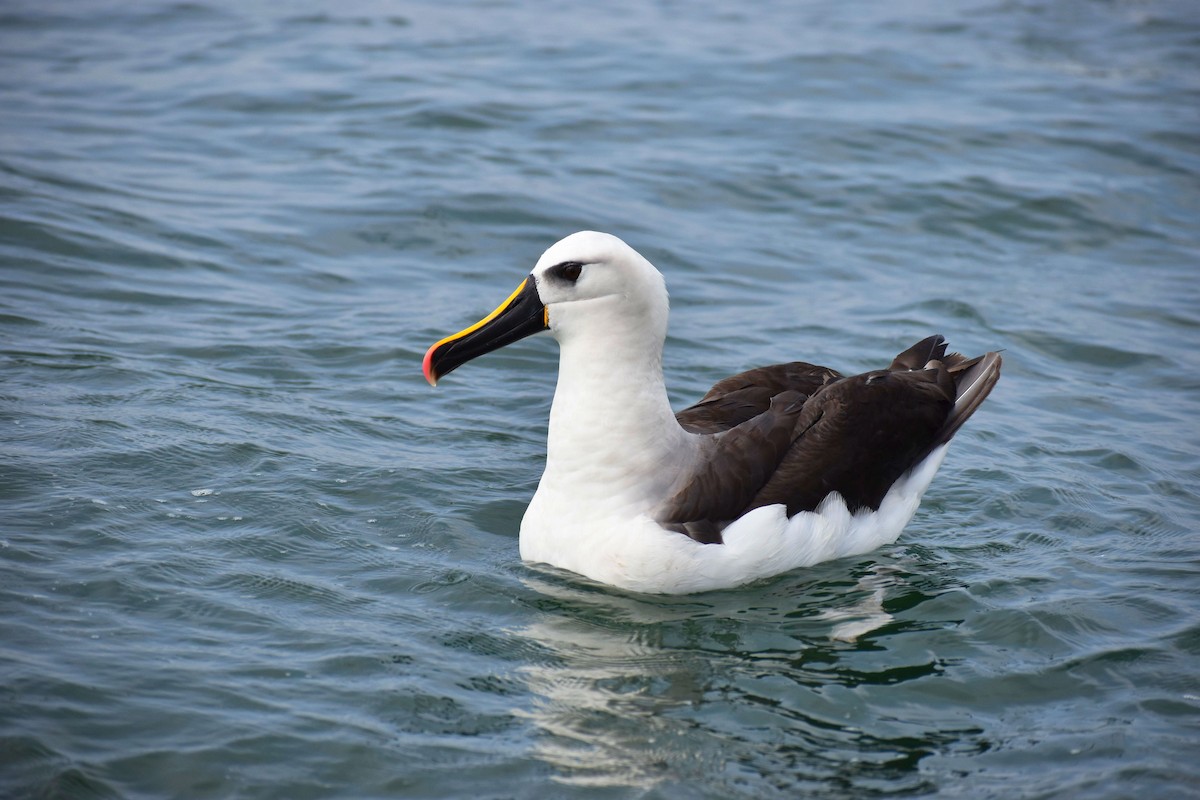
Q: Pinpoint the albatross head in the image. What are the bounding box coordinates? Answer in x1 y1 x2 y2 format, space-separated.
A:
423 231 668 385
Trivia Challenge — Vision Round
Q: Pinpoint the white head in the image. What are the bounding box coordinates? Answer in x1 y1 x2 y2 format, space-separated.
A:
423 231 670 385
531 231 670 348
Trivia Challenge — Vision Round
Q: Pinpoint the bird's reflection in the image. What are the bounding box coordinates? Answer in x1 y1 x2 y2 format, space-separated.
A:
510 559 960 789
512 575 712 788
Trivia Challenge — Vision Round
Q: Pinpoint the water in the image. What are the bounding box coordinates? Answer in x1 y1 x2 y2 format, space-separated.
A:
2 0 1198 797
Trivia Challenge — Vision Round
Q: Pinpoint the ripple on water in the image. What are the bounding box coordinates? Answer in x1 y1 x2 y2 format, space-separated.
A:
2 0 1199 797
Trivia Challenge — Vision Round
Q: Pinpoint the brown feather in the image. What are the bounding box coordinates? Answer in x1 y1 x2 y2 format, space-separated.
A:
659 337 1002 544
675 362 840 434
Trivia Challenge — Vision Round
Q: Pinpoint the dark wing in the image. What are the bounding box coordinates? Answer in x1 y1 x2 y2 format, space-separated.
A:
675 361 841 434
659 336 1002 543
747 367 957 515
660 390 812 543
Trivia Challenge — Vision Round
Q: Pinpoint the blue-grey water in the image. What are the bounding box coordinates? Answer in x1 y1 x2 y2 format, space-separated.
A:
3 1 1199 797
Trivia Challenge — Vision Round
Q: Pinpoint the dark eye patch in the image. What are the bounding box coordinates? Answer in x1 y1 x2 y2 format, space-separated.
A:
550 261 584 283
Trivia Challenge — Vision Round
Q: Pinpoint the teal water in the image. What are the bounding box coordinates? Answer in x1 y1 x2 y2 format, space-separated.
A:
3 1 1199 797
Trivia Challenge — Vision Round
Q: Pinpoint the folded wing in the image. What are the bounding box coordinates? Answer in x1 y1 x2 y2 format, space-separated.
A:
660 336 1002 543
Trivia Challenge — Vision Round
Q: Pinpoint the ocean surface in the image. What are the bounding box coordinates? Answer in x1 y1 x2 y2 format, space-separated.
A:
2 1 1199 797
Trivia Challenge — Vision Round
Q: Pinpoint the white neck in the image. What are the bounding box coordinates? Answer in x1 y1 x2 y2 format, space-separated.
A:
540 305 696 513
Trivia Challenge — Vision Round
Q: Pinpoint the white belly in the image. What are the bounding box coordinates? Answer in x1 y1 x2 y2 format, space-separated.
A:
518 444 951 594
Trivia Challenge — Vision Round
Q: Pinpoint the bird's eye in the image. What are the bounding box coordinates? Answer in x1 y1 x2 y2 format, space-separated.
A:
553 261 583 283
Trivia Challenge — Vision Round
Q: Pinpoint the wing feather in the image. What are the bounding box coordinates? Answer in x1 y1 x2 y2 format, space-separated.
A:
659 337 1002 544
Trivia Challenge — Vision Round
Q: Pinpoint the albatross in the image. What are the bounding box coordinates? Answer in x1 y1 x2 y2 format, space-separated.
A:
423 231 1001 594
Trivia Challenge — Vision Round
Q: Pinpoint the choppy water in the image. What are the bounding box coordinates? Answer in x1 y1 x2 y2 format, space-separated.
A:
3 1 1199 797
